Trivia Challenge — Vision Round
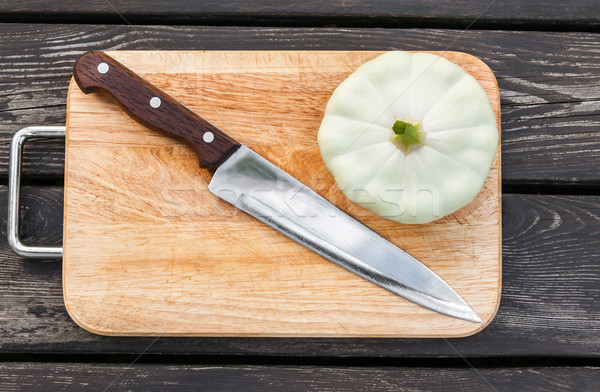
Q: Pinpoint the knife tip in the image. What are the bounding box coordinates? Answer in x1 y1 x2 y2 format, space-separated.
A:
462 309 483 324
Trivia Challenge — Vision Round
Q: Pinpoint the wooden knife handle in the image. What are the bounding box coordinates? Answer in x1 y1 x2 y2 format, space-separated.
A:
73 51 241 169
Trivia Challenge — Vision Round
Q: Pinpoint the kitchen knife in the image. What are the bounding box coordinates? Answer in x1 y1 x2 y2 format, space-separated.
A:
73 51 482 323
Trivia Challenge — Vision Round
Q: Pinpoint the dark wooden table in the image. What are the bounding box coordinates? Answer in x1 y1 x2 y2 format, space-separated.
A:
1 1 600 390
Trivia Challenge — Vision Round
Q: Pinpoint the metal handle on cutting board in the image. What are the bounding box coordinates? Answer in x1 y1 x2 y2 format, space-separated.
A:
7 126 64 259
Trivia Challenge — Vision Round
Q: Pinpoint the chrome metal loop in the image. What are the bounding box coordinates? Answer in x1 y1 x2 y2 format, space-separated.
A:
7 126 65 258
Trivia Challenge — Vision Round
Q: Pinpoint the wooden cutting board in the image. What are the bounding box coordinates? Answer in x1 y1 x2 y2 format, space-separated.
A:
64 50 501 337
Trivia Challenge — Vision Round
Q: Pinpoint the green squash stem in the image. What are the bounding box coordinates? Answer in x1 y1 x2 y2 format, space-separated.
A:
392 119 425 153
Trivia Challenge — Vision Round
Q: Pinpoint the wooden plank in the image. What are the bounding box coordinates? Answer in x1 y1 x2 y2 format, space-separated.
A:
0 363 598 391
1 0 600 29
1 187 598 356
62 50 501 337
1 24 599 185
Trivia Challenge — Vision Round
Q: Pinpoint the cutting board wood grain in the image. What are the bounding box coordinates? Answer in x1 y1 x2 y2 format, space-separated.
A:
64 51 501 337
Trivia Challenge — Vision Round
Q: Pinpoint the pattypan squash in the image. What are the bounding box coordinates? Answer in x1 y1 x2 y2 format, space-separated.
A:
318 51 498 224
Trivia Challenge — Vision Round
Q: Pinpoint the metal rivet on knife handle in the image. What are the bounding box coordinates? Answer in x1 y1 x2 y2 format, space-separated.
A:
150 97 161 108
203 132 214 143
97 62 109 74
73 51 241 169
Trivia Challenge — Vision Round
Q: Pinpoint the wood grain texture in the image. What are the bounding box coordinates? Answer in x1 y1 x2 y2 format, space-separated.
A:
1 24 600 186
2 0 600 29
0 363 598 392
63 50 501 337
1 189 599 356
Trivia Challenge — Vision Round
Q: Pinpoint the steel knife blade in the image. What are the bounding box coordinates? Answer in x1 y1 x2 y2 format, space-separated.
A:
73 51 482 323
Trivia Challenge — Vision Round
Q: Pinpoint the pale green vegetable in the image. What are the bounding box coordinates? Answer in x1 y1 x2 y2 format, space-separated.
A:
318 51 498 224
